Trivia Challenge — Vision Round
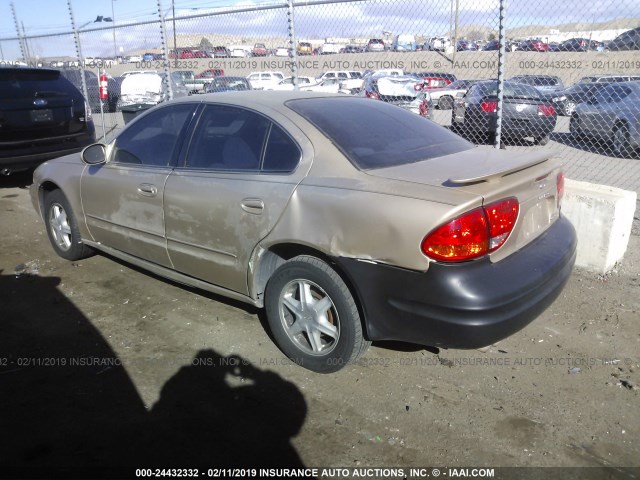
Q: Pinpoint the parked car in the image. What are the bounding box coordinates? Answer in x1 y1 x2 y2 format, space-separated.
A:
606 27 640 51
517 39 549 52
366 38 385 52
557 38 590 52
482 40 514 51
189 68 225 93
570 81 640 157
418 76 450 90
212 46 231 58
0 67 95 174
543 81 613 116
429 79 481 109
246 71 285 90
340 45 362 54
360 74 433 119
508 75 565 94
116 72 188 111
424 37 449 51
204 76 252 93
578 74 640 83
452 80 557 145
456 40 478 51
252 43 268 57
266 76 315 91
274 47 290 57
393 34 417 52
299 78 344 94
297 42 313 55
414 72 457 85
31 91 575 373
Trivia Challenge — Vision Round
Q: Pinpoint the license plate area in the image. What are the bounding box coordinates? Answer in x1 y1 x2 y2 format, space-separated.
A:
30 109 53 123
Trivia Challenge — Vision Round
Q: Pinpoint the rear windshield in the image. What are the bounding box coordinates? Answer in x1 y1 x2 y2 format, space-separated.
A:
0 69 74 100
287 97 473 170
477 81 541 99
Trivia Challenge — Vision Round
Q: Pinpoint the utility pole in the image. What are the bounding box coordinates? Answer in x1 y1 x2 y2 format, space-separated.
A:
172 0 177 57
111 0 117 60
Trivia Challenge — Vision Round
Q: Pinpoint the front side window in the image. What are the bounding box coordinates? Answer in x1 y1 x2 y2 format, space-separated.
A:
185 105 300 173
111 104 195 167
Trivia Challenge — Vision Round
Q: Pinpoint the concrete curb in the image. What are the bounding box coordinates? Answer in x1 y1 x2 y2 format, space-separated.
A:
562 179 637 274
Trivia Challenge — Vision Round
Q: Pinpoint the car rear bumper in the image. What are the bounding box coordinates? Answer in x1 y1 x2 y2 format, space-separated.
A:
0 127 95 172
333 215 576 349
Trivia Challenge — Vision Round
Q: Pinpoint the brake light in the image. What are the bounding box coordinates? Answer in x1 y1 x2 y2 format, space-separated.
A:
481 101 497 113
421 198 519 262
365 90 380 100
538 104 555 116
557 171 565 209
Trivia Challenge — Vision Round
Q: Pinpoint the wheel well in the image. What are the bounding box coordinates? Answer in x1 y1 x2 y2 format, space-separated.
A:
253 243 370 339
37 181 60 213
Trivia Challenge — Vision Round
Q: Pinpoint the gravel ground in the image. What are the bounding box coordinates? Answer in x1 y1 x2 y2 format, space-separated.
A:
1 172 638 479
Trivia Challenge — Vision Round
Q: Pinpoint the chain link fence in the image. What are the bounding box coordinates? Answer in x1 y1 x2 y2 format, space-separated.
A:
1 0 640 192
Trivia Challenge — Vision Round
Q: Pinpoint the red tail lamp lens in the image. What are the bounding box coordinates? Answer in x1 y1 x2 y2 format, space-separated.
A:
419 100 429 117
366 90 380 100
538 104 556 116
421 198 519 262
481 101 498 113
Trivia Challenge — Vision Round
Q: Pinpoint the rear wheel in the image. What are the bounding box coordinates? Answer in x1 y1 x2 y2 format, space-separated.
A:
563 101 576 116
265 255 370 373
44 190 94 261
570 114 583 140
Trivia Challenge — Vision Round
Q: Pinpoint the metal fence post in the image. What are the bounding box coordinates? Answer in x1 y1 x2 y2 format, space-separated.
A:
494 0 507 149
287 0 299 90
10 2 27 64
67 0 90 118
157 0 173 101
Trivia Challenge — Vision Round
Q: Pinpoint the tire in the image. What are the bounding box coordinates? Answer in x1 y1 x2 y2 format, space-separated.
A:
265 255 370 373
438 96 454 110
569 114 583 140
534 135 550 146
44 190 94 261
612 124 633 158
563 101 576 117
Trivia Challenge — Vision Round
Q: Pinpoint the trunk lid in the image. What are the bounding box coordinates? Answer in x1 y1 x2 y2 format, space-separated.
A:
367 146 563 261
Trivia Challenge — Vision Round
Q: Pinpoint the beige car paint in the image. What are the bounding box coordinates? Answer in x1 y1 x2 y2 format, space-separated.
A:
31 91 562 305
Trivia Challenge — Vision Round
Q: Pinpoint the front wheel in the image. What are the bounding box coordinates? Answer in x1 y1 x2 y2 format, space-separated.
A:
44 190 94 261
265 256 370 373
612 124 634 158
563 101 576 116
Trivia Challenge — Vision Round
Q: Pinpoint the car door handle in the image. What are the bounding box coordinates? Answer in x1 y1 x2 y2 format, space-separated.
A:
241 198 264 215
137 183 158 197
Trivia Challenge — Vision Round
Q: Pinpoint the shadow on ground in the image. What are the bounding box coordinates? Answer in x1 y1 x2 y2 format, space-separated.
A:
0 272 309 476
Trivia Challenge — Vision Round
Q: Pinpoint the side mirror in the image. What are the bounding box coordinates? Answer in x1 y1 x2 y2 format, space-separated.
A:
81 143 107 165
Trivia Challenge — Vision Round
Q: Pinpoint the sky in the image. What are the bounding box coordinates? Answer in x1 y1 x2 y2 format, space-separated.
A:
0 0 638 61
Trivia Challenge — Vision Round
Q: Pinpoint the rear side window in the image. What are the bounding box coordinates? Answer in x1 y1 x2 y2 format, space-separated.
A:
0 69 77 100
287 97 472 170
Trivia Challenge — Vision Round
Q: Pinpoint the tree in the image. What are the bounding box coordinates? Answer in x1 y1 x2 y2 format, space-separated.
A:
488 32 497 42
198 37 213 51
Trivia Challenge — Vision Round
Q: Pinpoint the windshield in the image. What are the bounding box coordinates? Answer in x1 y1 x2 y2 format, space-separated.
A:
287 97 473 170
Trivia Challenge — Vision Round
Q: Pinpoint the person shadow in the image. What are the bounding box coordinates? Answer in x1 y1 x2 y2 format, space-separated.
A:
0 272 309 475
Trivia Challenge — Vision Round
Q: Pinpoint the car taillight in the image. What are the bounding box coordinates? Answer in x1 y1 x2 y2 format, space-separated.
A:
538 104 555 116
421 198 519 262
84 101 92 120
365 90 380 100
481 101 497 113
557 171 565 209
419 100 429 117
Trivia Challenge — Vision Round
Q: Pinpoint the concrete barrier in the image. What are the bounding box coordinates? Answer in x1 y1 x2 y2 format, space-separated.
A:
562 179 637 274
